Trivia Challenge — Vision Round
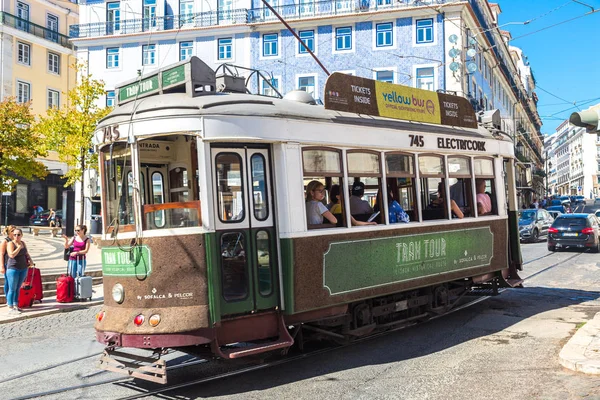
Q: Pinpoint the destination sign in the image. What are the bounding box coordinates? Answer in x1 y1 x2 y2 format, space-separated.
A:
119 75 160 103
324 73 478 129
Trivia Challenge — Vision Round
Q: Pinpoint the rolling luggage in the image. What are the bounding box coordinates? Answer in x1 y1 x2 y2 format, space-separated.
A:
18 266 42 308
24 266 43 303
56 274 75 303
75 276 93 301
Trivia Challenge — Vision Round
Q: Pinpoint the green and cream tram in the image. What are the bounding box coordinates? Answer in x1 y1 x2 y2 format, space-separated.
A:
94 57 522 383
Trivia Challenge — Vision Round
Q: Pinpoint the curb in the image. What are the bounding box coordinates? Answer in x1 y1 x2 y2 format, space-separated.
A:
0 300 104 325
558 312 600 375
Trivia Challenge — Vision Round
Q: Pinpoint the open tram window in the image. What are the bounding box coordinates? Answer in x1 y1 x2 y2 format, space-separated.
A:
138 135 201 230
347 151 381 224
448 156 474 218
101 142 135 230
302 148 345 229
385 153 417 223
475 158 497 216
419 155 447 221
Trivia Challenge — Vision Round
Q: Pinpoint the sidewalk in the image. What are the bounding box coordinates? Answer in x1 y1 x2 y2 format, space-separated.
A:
1 230 104 324
559 311 600 375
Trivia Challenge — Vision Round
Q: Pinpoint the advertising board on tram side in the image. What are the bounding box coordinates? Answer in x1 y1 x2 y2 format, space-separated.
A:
323 73 478 129
102 246 152 276
323 227 493 295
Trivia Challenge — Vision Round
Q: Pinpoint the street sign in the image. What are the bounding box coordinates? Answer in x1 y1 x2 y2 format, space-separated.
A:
578 186 582 191
2 192 11 196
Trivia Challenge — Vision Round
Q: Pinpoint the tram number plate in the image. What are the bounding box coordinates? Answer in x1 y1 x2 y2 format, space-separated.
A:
563 232 578 237
394 300 408 312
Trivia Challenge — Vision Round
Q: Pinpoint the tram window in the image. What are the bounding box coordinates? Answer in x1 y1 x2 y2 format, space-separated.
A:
475 158 496 216
448 156 474 218
139 135 201 230
419 155 446 221
251 154 269 221
256 230 273 296
348 151 381 224
216 153 245 223
303 148 344 229
385 153 417 223
220 231 249 301
102 143 134 228
151 172 166 228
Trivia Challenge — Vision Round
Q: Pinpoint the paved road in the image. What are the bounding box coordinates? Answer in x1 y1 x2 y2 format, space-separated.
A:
0 241 599 399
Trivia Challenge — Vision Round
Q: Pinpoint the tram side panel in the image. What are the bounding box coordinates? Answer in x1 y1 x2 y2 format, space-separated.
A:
95 234 211 337
282 220 508 315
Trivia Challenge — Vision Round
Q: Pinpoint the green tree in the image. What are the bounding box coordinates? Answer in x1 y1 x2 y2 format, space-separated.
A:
36 65 111 222
0 98 47 192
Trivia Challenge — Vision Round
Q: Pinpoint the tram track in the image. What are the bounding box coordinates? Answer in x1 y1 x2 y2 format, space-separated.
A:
10 249 584 399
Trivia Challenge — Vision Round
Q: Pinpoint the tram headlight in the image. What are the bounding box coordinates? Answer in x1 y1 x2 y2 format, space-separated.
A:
112 284 125 304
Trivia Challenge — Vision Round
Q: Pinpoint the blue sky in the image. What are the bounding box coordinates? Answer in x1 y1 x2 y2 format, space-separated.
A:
496 0 600 135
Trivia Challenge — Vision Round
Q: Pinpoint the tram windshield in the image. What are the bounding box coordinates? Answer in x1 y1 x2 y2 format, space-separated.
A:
101 134 201 232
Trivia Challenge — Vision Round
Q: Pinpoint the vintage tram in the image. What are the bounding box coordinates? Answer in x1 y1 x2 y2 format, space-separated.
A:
93 57 522 383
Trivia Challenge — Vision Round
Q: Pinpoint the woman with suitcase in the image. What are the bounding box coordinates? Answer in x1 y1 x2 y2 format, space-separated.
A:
62 225 90 277
1 225 16 304
5 228 34 315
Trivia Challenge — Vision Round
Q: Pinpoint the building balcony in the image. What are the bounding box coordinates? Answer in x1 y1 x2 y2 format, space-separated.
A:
70 0 460 38
0 12 73 49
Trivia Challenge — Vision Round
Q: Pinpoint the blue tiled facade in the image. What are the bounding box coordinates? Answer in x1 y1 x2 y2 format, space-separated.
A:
250 14 446 100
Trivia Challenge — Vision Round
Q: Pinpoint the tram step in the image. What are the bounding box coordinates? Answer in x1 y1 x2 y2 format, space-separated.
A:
220 337 294 359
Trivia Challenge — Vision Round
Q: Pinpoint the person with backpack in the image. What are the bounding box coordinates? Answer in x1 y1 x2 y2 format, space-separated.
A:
62 225 90 277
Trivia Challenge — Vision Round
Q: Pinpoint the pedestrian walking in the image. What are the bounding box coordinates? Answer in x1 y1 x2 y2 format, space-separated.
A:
62 225 90 277
1 225 16 304
5 228 34 314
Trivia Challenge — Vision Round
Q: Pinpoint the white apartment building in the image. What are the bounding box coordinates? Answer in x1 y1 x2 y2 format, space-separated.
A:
547 120 597 198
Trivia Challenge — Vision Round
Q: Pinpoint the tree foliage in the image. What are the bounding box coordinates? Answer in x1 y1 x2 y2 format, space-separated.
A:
36 64 111 187
0 98 47 192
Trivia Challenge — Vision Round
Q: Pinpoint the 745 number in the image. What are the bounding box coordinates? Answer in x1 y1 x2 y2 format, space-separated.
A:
409 134 424 147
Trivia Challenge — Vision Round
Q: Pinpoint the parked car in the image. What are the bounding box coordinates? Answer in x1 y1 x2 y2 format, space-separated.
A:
29 210 63 227
595 210 600 220
547 205 568 214
547 214 600 252
548 210 563 220
519 208 554 242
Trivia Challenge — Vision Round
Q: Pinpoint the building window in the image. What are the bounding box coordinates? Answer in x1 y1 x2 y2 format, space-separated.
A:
106 91 115 107
335 27 352 50
298 76 315 97
107 2 121 33
263 33 278 57
376 70 394 83
47 89 60 109
299 30 314 54
106 47 120 68
262 77 279 97
179 41 193 61
17 81 30 103
17 42 30 65
416 67 434 91
416 18 433 44
376 22 393 47
179 0 194 24
48 52 60 74
377 0 391 4
218 38 232 60
46 14 59 42
16 1 29 31
142 44 156 65
143 0 157 30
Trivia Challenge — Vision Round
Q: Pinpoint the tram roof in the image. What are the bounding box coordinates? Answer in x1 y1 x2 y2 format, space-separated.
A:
95 92 509 144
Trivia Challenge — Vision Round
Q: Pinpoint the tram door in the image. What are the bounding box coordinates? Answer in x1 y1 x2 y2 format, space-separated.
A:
211 146 279 316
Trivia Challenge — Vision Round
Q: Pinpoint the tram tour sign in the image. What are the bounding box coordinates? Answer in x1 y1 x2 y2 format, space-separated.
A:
322 227 493 295
324 73 478 129
102 246 152 276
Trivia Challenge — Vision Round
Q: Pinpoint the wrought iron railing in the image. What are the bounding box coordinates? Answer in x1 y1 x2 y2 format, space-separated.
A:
0 12 72 49
70 0 460 38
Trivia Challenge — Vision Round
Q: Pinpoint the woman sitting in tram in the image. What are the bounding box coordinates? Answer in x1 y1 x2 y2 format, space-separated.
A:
306 180 338 226
431 182 464 219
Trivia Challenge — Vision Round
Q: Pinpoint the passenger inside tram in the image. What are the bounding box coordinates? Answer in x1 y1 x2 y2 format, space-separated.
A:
476 178 492 215
305 180 338 226
328 184 377 227
432 181 464 219
374 187 410 223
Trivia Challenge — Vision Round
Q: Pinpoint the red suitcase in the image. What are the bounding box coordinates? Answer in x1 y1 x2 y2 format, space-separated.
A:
56 275 75 303
18 267 43 308
25 267 43 303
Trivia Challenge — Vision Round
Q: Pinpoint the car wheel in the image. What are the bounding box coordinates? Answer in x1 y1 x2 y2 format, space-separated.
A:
548 245 556 252
594 241 600 254
530 229 539 243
